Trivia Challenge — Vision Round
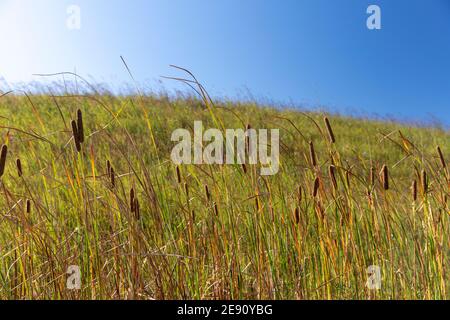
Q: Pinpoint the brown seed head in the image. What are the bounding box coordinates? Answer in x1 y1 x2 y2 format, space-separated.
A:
369 166 376 186
71 120 81 152
381 165 389 190
77 109 84 143
324 117 336 144
0 144 8 177
16 158 22 177
134 199 140 220
329 165 337 190
184 182 189 198
26 199 31 214
309 141 317 167
294 207 300 225
130 188 135 212
110 166 115 188
298 185 303 204
412 180 417 201
313 177 320 197
205 184 211 201
214 203 219 216
421 170 428 194
176 166 182 184
106 160 111 177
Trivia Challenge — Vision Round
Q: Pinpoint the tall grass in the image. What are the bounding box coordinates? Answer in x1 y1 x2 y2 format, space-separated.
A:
0 90 448 299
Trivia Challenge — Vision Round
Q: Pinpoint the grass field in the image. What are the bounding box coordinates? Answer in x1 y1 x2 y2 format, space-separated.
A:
0 87 449 299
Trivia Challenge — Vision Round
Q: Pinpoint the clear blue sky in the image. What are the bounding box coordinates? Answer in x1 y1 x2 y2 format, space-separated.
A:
0 0 450 125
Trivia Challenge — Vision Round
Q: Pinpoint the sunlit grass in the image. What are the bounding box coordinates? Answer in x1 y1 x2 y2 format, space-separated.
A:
0 91 449 299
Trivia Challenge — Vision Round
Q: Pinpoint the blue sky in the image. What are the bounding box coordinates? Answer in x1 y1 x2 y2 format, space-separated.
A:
0 0 449 125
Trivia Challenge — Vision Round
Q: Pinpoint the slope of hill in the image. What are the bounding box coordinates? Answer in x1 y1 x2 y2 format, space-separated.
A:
0 93 449 299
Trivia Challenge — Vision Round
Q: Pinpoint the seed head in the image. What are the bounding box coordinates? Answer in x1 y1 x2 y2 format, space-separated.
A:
77 109 84 144
309 141 317 167
16 158 22 177
412 180 417 201
0 145 8 177
71 120 81 153
329 165 337 190
324 117 336 144
421 170 428 194
26 199 31 214
313 177 320 197
381 165 389 190
294 207 300 225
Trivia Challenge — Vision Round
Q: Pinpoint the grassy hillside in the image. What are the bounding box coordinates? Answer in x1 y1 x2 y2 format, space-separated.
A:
0 93 449 299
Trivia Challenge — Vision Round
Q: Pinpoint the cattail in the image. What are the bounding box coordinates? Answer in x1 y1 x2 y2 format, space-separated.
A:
369 166 376 186
0 144 7 177
346 170 351 188
134 199 140 220
205 184 211 201
245 123 252 154
309 141 317 167
176 166 182 184
324 117 336 144
26 199 31 214
255 196 260 211
412 180 417 201
16 158 22 177
130 188 135 212
110 166 115 188
77 109 84 143
316 200 325 221
294 207 300 225
298 185 303 204
242 163 247 174
329 165 337 190
184 182 189 198
437 146 446 169
313 177 320 197
71 120 81 152
214 203 219 216
106 160 111 177
381 165 389 190
421 170 428 194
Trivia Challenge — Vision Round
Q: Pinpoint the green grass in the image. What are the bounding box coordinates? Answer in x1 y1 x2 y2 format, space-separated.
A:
0 92 449 299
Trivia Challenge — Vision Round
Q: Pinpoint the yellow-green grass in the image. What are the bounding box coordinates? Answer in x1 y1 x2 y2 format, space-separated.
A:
0 93 449 299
